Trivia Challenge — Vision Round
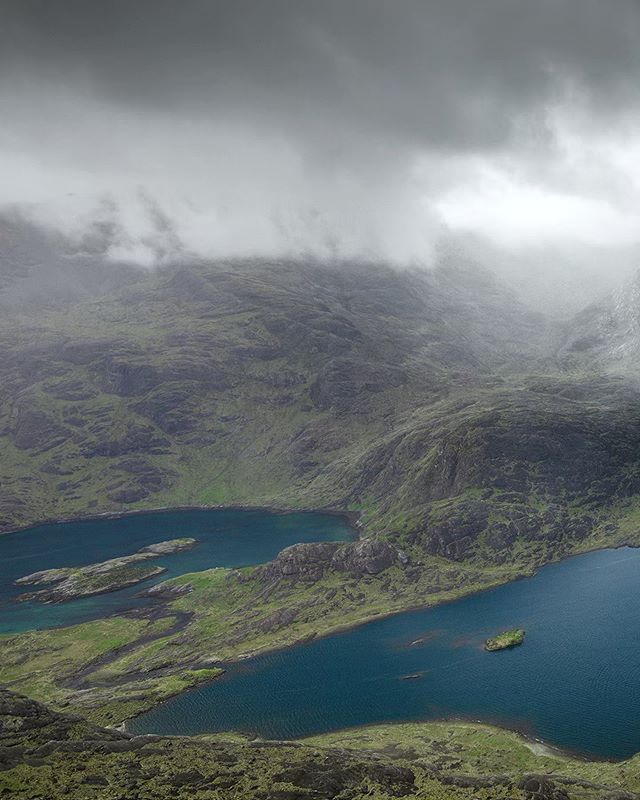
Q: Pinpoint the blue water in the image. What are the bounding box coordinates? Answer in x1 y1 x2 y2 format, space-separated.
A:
0 509 354 634
129 547 640 760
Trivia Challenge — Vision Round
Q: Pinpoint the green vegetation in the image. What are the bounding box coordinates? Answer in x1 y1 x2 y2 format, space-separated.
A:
3 688 640 800
4 238 640 788
0 558 523 723
17 563 167 603
484 628 525 651
15 538 196 602
308 720 640 794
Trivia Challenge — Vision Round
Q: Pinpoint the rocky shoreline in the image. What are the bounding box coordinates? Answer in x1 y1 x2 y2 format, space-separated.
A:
15 538 197 603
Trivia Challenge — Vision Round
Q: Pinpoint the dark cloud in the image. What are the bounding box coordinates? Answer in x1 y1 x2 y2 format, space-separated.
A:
3 0 640 154
1 0 640 303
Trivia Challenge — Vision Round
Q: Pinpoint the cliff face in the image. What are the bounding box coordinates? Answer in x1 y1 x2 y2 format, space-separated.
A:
254 539 405 584
559 268 640 372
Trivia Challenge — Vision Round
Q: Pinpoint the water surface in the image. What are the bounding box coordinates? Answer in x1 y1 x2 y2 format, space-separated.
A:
0 509 354 633
129 547 640 760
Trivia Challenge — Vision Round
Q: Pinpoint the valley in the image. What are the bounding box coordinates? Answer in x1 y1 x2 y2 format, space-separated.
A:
3 217 640 796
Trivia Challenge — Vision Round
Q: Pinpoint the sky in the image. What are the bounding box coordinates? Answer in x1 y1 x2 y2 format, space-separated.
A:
2 0 640 307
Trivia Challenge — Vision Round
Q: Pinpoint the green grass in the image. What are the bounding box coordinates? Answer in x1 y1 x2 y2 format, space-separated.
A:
0 617 149 709
306 720 640 792
484 628 525 651
6 688 640 799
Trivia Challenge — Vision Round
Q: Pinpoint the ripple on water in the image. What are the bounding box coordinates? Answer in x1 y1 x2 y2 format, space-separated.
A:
129 547 640 761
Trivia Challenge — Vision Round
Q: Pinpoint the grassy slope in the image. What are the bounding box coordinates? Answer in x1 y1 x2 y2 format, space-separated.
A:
2 688 640 800
308 721 640 795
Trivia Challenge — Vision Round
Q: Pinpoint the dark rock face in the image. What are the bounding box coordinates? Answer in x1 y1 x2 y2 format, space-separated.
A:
256 539 403 585
274 762 415 797
133 384 199 433
518 776 570 800
0 689 126 754
142 581 194 599
423 500 490 561
310 357 407 411
331 539 401 575
60 339 126 366
105 458 176 503
98 359 160 397
82 423 170 458
10 403 69 452
256 605 302 633
258 542 342 583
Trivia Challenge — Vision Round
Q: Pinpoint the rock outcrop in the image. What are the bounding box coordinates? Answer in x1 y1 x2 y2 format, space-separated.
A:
255 538 405 585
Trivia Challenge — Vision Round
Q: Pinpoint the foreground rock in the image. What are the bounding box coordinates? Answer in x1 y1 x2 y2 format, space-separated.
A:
15 538 197 603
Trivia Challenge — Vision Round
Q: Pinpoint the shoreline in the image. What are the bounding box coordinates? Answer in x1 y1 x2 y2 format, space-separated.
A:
5 503 640 764
301 717 607 765
123 546 640 766
125 710 621 767
188 542 638 670
0 503 363 538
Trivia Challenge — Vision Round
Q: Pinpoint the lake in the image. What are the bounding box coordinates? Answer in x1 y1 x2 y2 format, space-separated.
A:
0 508 355 634
128 547 640 761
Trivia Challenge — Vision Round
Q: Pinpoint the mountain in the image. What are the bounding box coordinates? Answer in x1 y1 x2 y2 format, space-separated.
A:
0 234 550 535
559 267 640 372
0 211 140 312
4 219 640 739
1 227 638 569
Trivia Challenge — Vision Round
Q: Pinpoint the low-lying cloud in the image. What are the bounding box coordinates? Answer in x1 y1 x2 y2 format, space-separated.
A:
2 0 640 305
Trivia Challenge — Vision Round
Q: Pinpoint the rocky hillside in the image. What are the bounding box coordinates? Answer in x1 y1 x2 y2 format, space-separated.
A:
5 220 640 782
2 217 640 574
559 267 640 372
2 688 636 800
0 216 549 532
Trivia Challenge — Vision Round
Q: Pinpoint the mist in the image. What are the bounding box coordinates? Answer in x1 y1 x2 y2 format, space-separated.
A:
3 0 640 310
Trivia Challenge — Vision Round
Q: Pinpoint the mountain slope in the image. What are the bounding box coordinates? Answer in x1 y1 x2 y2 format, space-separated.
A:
0 246 550 533
1 244 637 573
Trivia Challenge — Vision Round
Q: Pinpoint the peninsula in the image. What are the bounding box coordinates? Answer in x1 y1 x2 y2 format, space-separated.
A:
15 538 197 603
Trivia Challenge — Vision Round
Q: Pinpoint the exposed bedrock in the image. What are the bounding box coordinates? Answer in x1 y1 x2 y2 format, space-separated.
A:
255 538 406 584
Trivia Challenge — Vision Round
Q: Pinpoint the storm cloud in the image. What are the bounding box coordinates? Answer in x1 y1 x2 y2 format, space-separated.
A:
2 0 640 300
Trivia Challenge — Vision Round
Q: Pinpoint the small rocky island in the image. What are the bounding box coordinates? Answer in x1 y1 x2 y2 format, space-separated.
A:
15 538 197 603
484 628 525 652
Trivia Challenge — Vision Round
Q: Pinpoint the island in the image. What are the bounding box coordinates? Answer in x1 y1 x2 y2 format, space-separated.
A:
15 538 197 603
484 629 525 651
